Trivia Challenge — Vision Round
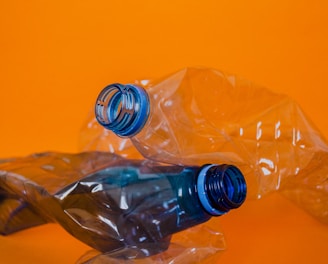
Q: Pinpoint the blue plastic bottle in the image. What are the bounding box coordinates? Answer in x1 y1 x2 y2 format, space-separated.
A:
55 160 246 257
0 152 246 257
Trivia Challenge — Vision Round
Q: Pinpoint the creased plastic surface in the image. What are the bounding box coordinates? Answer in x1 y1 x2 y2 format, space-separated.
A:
0 152 225 263
77 223 225 264
83 67 328 224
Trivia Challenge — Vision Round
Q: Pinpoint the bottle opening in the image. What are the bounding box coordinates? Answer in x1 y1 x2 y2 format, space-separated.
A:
95 83 150 137
219 165 246 207
197 164 247 216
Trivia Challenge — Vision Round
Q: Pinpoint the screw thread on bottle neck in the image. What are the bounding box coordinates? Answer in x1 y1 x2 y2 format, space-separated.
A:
95 83 150 137
197 164 247 216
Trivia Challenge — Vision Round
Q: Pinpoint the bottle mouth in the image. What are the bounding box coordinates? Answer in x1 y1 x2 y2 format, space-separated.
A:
95 83 150 137
197 164 247 216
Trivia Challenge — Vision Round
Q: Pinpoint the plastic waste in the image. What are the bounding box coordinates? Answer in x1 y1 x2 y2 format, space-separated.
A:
0 151 246 260
88 67 328 224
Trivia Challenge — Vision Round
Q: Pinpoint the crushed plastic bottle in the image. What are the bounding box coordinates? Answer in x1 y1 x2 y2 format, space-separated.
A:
0 151 246 259
91 67 328 223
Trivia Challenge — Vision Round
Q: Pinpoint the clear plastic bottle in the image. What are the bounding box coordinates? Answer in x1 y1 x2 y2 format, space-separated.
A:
0 152 246 258
94 67 328 206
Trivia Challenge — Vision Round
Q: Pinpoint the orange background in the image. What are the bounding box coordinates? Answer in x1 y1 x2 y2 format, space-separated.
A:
1 1 328 263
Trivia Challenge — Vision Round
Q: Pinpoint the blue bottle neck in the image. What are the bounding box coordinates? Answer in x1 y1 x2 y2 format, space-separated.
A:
95 83 150 137
197 164 247 216
166 164 246 226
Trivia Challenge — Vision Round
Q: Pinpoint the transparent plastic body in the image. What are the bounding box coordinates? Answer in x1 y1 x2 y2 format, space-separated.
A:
89 67 328 224
0 151 245 261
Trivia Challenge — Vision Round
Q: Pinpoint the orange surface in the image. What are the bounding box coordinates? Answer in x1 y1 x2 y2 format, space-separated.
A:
1 1 328 263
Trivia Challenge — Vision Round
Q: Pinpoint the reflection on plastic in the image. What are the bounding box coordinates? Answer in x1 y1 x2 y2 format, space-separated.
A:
0 152 243 263
88 67 328 223
77 223 225 264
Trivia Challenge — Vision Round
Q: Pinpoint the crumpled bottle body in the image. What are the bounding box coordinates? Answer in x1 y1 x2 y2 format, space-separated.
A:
87 67 328 224
0 152 126 238
0 152 226 263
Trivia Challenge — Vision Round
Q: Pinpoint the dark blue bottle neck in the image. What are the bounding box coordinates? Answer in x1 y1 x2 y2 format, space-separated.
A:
165 163 246 229
197 164 247 216
95 83 150 137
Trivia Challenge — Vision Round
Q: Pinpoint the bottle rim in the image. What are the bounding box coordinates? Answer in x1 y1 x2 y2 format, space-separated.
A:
197 164 247 216
95 83 150 137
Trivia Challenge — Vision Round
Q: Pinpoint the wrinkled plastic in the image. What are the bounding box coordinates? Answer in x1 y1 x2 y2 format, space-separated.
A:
84 67 328 224
77 223 225 264
0 151 228 263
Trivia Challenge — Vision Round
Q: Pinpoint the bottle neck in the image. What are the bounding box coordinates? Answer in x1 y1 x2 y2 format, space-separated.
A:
95 83 150 137
197 164 247 216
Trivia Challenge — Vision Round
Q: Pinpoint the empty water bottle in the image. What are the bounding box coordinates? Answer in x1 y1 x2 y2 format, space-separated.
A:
0 151 246 258
94 67 328 208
